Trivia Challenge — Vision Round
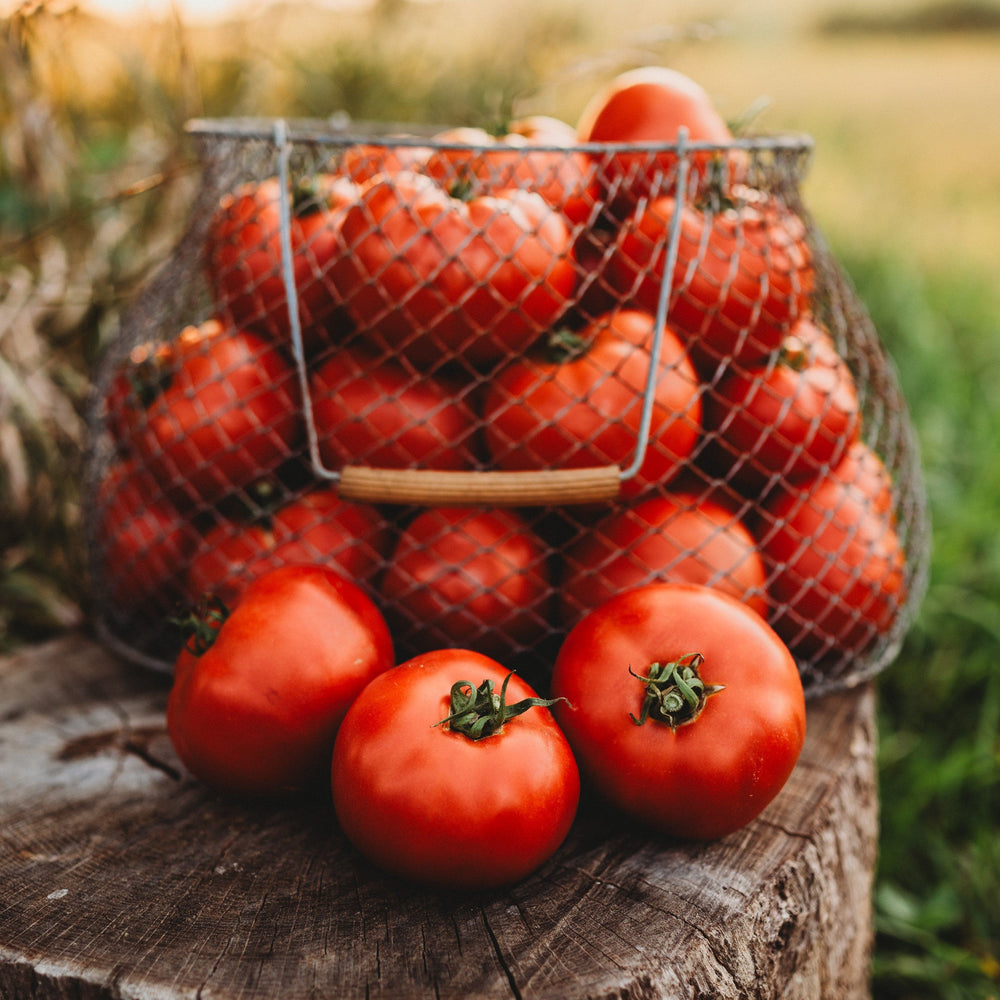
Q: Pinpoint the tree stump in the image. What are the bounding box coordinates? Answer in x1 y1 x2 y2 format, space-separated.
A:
0 632 877 999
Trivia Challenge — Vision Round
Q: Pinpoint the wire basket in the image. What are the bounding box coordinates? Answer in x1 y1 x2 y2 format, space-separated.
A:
84 116 930 697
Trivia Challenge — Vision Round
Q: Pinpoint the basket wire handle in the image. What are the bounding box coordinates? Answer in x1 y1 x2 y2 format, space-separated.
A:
274 119 688 507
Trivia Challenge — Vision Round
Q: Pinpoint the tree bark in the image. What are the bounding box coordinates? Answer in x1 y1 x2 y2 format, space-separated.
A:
0 632 877 999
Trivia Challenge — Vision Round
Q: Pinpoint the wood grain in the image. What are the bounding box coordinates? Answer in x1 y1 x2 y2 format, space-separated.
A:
0 633 877 999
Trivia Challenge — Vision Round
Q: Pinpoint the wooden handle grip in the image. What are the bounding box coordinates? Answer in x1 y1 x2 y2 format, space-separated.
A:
336 465 622 507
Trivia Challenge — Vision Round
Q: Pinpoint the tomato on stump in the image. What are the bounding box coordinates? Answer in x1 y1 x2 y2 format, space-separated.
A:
332 649 580 889
167 564 395 799
550 583 806 840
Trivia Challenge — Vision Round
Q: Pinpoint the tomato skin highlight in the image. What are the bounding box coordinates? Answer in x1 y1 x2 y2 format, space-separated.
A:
550 583 805 841
167 564 395 799
331 649 580 889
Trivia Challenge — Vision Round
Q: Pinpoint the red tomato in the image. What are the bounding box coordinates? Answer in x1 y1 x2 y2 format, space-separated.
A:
334 170 577 369
311 346 480 472
113 319 301 511
167 564 395 798
756 441 907 665
482 309 703 499
203 174 360 354
704 316 861 491
337 140 433 184
576 66 737 216
612 192 814 369
379 507 552 659
425 119 598 226
550 582 806 840
186 488 390 607
332 649 580 888
96 458 194 615
560 491 768 629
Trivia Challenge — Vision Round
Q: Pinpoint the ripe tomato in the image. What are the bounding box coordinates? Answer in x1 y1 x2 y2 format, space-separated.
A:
379 507 552 659
337 140 433 184
331 649 580 888
334 170 577 369
203 173 360 354
575 66 737 216
96 458 194 615
482 309 703 499
703 316 861 492
112 319 301 511
550 582 806 840
612 192 814 369
424 119 598 226
167 564 394 799
559 491 768 629
186 488 390 607
311 346 480 472
756 441 907 665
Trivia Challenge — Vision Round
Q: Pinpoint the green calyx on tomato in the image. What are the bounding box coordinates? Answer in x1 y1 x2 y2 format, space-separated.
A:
171 594 230 657
436 672 568 741
628 653 724 730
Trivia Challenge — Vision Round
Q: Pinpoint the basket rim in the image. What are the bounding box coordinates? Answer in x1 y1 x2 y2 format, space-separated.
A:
183 115 815 154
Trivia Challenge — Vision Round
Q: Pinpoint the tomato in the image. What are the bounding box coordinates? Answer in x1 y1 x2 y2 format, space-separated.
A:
424 119 599 226
333 170 577 369
755 441 907 665
112 319 301 511
203 173 362 354
612 191 814 370
96 457 194 615
575 66 737 216
331 649 579 888
482 309 703 499
337 140 432 184
167 564 395 798
186 488 390 607
559 490 768 629
550 582 806 840
379 507 552 659
703 315 861 492
311 346 480 472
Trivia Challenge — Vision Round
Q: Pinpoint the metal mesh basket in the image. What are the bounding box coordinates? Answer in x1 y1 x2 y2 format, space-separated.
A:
83 116 930 697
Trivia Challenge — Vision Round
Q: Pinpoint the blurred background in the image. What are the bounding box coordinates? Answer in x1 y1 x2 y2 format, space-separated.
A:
0 0 997 995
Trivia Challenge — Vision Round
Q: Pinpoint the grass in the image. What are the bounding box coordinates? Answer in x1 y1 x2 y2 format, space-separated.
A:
1 1 998 995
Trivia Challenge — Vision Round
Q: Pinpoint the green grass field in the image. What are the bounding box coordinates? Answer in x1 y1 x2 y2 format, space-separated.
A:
2 1 998 995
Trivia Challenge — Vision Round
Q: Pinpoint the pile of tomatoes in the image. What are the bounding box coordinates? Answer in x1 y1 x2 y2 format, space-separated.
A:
90 64 918 889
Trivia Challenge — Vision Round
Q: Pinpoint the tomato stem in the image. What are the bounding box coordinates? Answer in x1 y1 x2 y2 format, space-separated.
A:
629 653 724 730
170 595 230 657
435 672 568 741
545 327 590 364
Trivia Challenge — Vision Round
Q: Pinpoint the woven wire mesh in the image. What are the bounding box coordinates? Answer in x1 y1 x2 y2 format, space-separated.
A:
84 117 930 695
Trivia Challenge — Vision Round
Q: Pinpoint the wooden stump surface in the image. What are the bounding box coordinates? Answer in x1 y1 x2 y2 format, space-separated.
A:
0 632 877 999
